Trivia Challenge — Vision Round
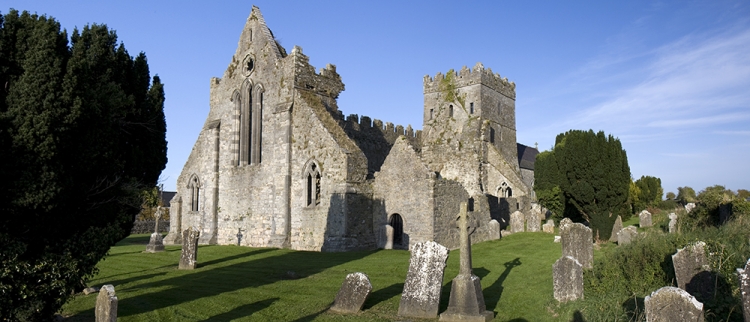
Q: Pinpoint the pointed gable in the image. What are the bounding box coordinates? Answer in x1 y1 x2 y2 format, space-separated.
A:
235 6 286 60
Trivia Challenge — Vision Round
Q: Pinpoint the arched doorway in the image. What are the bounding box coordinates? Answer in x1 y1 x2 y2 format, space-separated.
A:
389 214 404 246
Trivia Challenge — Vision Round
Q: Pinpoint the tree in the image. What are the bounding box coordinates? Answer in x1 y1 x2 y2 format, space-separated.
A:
666 192 676 200
737 189 750 200
676 186 697 205
0 10 166 320
633 175 663 210
534 130 631 240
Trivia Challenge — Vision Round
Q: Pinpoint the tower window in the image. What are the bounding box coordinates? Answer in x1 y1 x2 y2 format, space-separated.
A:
490 127 495 143
449 105 454 117
470 102 474 114
430 109 434 120
304 161 322 207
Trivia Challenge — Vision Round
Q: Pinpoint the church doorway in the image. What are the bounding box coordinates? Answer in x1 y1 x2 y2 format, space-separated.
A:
389 213 404 246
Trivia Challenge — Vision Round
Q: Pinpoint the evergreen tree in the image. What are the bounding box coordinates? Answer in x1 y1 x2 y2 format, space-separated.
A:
0 10 166 320
534 130 630 240
633 175 663 210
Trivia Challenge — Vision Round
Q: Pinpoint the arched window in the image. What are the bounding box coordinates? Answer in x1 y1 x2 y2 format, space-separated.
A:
449 104 454 117
304 161 321 207
252 85 264 164
232 90 241 166
389 214 404 245
188 175 201 211
238 80 253 165
498 182 512 198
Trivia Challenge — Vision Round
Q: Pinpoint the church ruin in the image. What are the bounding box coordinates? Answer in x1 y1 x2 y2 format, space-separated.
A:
164 6 537 251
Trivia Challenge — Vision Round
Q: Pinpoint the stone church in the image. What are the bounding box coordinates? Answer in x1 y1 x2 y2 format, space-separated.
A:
164 6 538 251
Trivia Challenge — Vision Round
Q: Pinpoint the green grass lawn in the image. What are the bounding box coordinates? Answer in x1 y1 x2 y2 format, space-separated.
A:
62 232 583 321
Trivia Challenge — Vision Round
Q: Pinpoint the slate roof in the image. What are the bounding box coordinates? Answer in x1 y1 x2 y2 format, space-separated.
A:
517 143 539 170
160 191 176 208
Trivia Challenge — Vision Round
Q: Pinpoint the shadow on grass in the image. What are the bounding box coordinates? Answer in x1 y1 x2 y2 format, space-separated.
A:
198 248 275 267
622 296 645 321
362 282 404 310
570 310 586 322
485 257 522 312
202 297 279 321
116 248 375 318
291 307 327 322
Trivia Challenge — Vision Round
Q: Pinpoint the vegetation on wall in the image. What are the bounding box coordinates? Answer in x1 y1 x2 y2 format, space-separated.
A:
534 130 630 240
0 10 166 321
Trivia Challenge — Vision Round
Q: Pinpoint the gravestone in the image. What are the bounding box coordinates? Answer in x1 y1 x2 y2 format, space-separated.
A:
330 272 372 314
439 202 493 322
553 256 583 302
609 216 623 242
526 212 540 232
510 211 525 233
95 284 117 322
500 230 512 237
384 224 394 249
685 203 696 213
737 258 750 322
398 241 449 318
560 217 573 227
644 286 704 322
560 220 593 269
487 219 500 240
669 213 678 233
179 227 200 270
146 207 166 252
617 226 637 245
639 210 652 227
542 219 555 234
673 241 713 300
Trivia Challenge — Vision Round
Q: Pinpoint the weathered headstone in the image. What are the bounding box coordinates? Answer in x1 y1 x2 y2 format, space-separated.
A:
398 241 449 318
384 224 394 249
146 207 166 252
737 258 750 322
668 213 678 233
330 272 372 314
639 210 652 227
560 217 573 227
553 256 583 302
542 219 555 234
526 212 540 232
510 210 525 233
439 202 493 322
487 219 500 240
617 226 638 245
672 242 712 300
685 203 696 213
95 284 117 322
560 220 593 269
644 286 704 322
179 227 200 270
609 216 623 242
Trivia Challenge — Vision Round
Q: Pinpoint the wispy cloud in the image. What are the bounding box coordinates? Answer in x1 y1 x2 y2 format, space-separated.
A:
714 130 750 135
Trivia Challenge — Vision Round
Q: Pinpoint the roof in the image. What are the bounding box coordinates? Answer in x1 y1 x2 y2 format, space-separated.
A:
160 191 176 208
517 143 539 170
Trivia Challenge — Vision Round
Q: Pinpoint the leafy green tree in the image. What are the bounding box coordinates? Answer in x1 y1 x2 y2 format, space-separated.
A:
0 10 166 320
666 191 676 200
534 130 631 240
737 189 750 200
634 175 663 210
676 186 697 205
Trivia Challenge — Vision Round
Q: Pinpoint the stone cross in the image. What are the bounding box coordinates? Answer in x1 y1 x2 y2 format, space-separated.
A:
154 206 164 233
439 202 493 321
236 228 243 246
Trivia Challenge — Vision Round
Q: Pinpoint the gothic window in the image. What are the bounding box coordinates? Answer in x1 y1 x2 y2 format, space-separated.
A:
188 175 201 211
430 109 434 120
499 182 512 198
449 105 454 117
304 161 321 207
239 80 253 165
507 187 513 197
490 127 495 143
252 86 264 164
232 91 241 166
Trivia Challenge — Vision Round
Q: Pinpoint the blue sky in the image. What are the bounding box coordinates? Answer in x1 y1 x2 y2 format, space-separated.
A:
6 1 750 195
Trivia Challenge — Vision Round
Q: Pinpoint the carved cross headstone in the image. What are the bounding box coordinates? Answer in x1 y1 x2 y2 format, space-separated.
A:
236 228 243 246
145 206 165 253
154 206 164 233
439 202 493 321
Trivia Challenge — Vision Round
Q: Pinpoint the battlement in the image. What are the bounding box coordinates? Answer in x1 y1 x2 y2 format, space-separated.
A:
423 62 516 100
335 113 422 143
289 46 345 99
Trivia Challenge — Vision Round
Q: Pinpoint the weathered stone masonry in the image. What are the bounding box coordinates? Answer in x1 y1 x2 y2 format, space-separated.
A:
165 6 536 251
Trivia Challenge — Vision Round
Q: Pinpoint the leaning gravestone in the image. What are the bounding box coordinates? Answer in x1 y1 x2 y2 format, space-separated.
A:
510 211 525 233
179 227 200 270
526 212 540 232
487 219 500 240
439 202 493 321
644 286 704 322
617 226 638 245
330 272 372 314
737 258 750 322
553 256 583 302
609 216 623 242
542 219 555 234
560 220 593 269
669 213 678 233
672 242 713 300
398 241 449 319
95 284 117 322
639 210 652 227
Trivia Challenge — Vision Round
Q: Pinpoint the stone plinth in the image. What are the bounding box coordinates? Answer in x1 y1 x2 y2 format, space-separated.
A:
95 284 117 322
610 216 623 242
330 272 372 314
560 220 593 269
553 256 583 302
639 210 652 227
644 286 704 322
398 241 449 319
145 232 165 253
179 228 200 270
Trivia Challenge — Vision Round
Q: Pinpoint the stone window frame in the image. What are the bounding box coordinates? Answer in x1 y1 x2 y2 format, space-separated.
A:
188 174 202 212
251 83 265 164
303 160 322 207
449 104 454 118
470 102 474 114
498 182 512 198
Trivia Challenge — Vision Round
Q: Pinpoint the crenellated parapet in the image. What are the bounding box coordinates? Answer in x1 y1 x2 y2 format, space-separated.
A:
423 62 516 100
289 46 345 99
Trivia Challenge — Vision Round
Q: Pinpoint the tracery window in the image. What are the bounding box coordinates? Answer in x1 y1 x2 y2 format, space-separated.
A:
189 175 201 211
304 161 321 207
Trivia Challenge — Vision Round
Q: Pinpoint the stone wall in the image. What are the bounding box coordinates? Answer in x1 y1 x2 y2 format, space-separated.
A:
130 220 170 234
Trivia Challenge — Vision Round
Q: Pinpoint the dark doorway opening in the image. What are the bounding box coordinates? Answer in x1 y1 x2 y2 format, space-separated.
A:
389 214 404 246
